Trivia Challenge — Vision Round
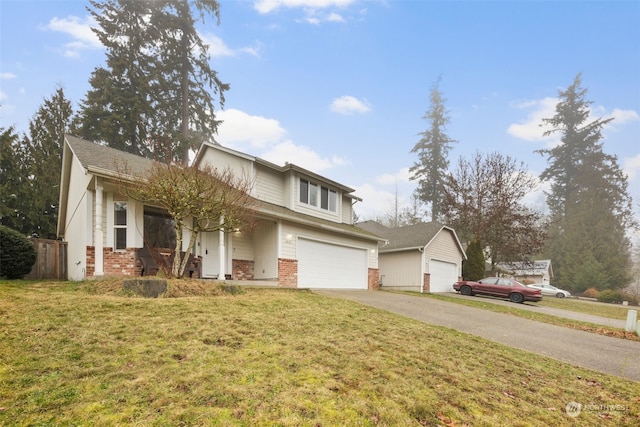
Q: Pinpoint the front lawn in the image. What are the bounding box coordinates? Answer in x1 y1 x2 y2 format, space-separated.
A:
1 280 639 426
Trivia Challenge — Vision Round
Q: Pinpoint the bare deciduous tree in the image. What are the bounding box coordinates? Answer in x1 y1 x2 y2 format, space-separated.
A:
441 151 548 273
117 161 255 278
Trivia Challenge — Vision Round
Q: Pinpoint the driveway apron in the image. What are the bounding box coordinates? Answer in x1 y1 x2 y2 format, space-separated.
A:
315 290 640 382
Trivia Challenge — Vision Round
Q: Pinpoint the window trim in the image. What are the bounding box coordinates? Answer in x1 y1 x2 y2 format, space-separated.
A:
299 177 338 213
114 201 127 250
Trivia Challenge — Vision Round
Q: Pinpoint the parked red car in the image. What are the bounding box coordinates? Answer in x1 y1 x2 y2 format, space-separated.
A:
453 277 542 303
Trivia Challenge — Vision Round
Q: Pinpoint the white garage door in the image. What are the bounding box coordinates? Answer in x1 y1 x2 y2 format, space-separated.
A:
429 259 458 293
298 238 368 289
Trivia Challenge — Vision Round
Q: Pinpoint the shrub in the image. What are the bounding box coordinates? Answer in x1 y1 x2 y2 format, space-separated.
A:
0 225 37 279
583 287 600 298
596 289 624 304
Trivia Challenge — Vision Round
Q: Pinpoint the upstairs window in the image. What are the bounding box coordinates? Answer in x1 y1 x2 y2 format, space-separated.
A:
299 178 337 212
114 202 127 250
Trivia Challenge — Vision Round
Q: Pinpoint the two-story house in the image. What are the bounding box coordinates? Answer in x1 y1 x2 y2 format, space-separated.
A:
57 135 382 288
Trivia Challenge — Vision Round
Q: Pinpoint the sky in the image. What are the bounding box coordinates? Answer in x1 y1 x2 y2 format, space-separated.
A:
1 0 639 224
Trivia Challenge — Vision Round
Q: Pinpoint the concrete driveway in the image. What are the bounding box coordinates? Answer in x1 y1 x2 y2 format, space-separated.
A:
315 290 640 382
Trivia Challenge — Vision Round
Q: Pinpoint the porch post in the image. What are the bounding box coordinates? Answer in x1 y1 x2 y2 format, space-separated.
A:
94 179 104 276
218 216 225 278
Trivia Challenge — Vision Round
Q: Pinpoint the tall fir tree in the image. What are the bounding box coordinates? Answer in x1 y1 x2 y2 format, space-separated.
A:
0 126 29 233
410 78 456 222
76 0 154 156
76 0 228 163
538 74 634 290
149 0 229 164
26 87 74 238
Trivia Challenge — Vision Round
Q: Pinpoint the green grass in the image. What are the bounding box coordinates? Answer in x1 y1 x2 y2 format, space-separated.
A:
422 292 640 342
538 297 635 320
1 280 639 426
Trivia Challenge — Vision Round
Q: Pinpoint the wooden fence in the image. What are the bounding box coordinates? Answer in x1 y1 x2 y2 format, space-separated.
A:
25 238 67 280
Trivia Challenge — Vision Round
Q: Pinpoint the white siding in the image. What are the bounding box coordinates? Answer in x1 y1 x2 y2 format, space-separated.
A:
341 195 353 224
231 229 254 260
379 251 422 291
64 159 92 280
424 229 463 278
254 165 284 205
198 148 253 181
253 220 278 279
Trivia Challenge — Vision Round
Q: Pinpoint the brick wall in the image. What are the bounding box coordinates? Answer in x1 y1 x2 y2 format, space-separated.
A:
232 259 254 281
423 273 431 293
103 247 141 276
278 258 298 288
368 268 380 290
86 246 95 277
86 246 141 277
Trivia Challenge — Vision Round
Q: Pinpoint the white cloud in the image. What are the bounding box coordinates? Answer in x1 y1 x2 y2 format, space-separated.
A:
261 140 339 171
1 72 17 79
254 0 355 14
507 97 558 142
610 108 640 126
624 154 640 181
0 90 7 101
330 95 371 115
45 16 101 57
201 34 260 58
215 108 347 173
376 167 411 185
216 108 286 149
327 12 345 22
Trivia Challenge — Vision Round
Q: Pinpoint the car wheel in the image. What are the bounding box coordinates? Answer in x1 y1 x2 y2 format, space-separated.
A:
460 285 473 296
509 293 524 303
556 292 565 298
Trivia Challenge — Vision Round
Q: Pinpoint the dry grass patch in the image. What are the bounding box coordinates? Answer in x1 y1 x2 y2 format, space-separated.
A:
1 280 639 426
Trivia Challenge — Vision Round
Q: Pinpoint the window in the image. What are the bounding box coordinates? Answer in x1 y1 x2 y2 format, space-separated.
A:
144 207 176 249
299 179 309 204
299 178 337 212
309 183 318 206
114 202 127 250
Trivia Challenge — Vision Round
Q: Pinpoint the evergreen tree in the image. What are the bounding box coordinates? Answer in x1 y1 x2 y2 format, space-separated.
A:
410 78 456 222
26 87 74 238
462 239 485 281
0 126 29 232
149 0 229 165
538 74 633 290
76 0 154 156
77 0 228 163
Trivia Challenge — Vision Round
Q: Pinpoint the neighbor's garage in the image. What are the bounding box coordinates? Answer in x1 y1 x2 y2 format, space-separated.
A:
429 259 458 293
297 238 368 289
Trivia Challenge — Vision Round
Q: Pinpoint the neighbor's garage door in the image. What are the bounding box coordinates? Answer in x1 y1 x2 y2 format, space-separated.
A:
429 259 458 293
298 238 367 289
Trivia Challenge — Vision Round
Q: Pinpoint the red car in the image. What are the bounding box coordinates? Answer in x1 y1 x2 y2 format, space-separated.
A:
453 277 542 303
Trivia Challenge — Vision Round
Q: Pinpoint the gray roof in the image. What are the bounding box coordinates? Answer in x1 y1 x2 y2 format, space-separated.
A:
65 134 155 178
357 220 463 253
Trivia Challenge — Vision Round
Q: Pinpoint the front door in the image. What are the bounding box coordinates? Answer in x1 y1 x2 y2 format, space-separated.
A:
201 231 220 278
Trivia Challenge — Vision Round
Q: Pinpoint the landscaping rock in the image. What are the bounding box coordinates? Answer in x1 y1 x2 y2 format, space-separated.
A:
122 279 167 298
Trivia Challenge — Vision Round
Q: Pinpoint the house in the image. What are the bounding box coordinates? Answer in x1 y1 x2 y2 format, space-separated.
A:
356 220 466 292
495 260 553 286
57 135 383 288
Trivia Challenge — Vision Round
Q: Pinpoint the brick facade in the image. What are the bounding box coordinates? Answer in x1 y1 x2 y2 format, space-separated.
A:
422 273 431 293
86 246 141 278
278 258 298 288
232 259 254 281
368 268 380 290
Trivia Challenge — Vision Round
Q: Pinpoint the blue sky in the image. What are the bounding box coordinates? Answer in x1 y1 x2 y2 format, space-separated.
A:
1 0 639 222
